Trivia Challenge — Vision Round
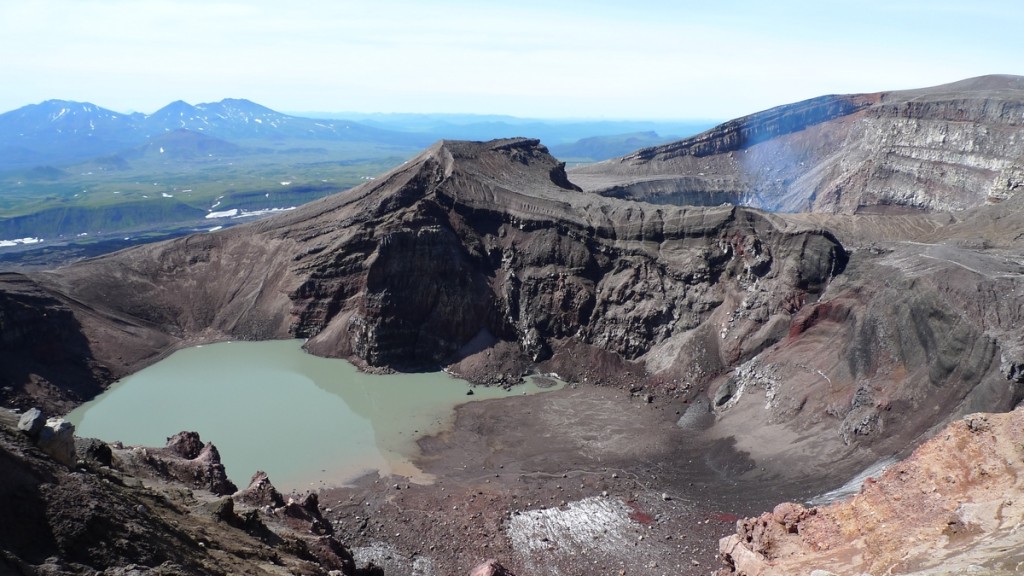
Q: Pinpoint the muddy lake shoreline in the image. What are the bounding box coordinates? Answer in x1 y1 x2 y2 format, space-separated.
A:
321 385 863 576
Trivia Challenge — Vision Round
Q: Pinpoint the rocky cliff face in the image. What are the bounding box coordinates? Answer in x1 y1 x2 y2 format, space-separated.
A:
572 75 1024 214
695 190 1024 484
559 77 1024 464
5 130 1021 470
24 139 845 399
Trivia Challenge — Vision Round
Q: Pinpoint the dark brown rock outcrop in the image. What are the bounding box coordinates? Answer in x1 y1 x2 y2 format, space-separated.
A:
0 409 357 576
700 188 1024 484
27 137 846 399
121 431 238 495
237 469 286 508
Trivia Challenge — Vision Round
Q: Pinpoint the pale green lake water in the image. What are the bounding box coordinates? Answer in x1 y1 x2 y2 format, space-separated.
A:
66 339 559 492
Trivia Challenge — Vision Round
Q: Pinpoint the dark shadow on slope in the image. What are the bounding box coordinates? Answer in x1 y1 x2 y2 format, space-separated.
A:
0 273 111 412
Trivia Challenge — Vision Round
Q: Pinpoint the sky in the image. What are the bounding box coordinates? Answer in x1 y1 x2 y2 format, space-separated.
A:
2 0 1023 120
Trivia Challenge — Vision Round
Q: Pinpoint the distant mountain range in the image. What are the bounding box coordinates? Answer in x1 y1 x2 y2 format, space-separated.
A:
310 110 715 157
0 98 714 253
0 98 435 170
0 99 715 171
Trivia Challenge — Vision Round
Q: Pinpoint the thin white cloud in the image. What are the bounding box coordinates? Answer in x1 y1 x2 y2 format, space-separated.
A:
1 0 1022 119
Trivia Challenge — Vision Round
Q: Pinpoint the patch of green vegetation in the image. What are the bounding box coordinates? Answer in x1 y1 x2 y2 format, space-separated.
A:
0 143 413 239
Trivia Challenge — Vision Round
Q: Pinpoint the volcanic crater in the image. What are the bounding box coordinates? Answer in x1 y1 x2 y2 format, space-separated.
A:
3 75 1024 576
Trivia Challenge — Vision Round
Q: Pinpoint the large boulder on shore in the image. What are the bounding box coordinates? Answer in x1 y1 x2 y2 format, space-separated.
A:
36 417 75 466
16 407 45 437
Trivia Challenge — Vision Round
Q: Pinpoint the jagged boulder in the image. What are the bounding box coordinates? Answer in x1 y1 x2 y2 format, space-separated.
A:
236 470 286 508
282 492 333 535
74 436 113 467
129 431 238 495
16 407 45 437
165 430 205 459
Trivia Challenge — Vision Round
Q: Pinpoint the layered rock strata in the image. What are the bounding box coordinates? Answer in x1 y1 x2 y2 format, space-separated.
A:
23 138 845 400
573 75 1024 214
1 132 1019 472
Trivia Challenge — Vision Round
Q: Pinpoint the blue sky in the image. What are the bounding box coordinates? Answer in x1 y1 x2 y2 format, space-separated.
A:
2 0 1022 119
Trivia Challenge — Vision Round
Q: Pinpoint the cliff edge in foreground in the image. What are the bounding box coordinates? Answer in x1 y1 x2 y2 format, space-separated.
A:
720 407 1024 575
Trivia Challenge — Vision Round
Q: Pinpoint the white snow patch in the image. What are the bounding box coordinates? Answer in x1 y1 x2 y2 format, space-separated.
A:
807 456 899 506
353 541 434 576
206 209 239 219
0 237 43 248
208 226 223 232
280 181 291 186
159 146 165 154
233 207 296 218
161 192 173 198
205 207 296 220
254 118 263 124
507 497 634 574
77 232 88 237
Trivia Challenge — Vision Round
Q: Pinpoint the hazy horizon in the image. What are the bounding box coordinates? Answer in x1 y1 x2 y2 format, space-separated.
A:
1 97 724 124
3 1 1022 121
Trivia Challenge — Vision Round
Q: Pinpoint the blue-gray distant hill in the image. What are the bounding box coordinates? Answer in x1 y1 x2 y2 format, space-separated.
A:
547 131 682 162
0 98 435 170
290 111 718 161
0 99 715 263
